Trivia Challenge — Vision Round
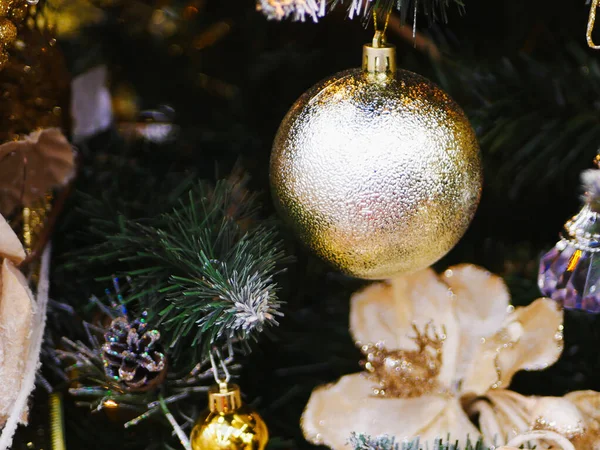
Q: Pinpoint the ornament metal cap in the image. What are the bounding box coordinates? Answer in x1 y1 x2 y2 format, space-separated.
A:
363 31 396 74
208 382 242 413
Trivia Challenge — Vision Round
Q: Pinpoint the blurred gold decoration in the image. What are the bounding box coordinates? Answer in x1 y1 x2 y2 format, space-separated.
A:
270 33 482 279
302 264 565 449
182 0 204 21
192 20 231 50
148 6 177 37
0 128 74 218
190 382 269 450
0 0 32 71
0 19 17 47
41 0 104 38
0 4 71 142
112 83 140 122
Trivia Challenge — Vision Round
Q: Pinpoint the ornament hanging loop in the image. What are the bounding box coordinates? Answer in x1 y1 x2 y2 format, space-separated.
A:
587 0 600 49
363 7 396 74
209 347 231 390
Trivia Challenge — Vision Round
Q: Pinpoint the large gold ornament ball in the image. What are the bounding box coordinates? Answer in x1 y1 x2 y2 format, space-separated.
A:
270 68 482 279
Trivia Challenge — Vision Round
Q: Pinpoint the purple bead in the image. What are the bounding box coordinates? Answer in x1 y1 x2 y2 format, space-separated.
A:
539 242 600 313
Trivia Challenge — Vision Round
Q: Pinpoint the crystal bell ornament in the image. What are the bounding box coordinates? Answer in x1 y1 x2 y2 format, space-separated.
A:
539 167 600 312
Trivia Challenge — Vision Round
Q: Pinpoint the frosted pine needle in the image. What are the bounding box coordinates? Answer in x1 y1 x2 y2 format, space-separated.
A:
257 0 326 22
220 271 281 336
350 433 490 450
81 180 287 366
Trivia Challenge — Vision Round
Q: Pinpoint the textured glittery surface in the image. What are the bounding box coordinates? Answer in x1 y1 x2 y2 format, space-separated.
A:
270 68 482 279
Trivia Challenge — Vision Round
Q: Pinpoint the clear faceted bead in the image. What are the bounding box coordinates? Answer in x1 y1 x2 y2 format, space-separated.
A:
539 240 600 312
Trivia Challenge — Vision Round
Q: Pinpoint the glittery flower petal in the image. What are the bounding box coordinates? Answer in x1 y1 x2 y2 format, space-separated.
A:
564 390 600 424
350 268 459 387
442 264 510 384
462 298 563 395
421 396 481 445
301 373 456 450
530 396 586 439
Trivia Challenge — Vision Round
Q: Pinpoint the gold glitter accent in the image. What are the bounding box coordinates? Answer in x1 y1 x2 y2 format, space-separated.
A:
22 192 51 254
0 0 15 18
588 0 600 49
270 45 482 279
0 17 17 44
532 416 586 440
567 249 583 272
360 323 445 398
0 0 33 70
489 327 519 390
49 392 66 450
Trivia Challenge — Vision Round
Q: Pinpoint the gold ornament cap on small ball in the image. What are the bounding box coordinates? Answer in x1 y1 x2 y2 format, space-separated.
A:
270 32 482 279
190 382 269 450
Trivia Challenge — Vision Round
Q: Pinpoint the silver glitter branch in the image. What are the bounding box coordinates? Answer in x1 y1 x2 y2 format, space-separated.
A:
257 0 326 22
257 0 464 23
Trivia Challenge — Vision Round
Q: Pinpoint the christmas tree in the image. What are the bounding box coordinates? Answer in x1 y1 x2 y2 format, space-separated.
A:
0 0 599 449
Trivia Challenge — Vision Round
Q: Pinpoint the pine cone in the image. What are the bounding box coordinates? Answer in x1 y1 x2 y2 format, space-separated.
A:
102 313 167 392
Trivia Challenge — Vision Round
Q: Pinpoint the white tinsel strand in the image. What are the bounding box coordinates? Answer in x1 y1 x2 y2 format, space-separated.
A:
257 0 327 22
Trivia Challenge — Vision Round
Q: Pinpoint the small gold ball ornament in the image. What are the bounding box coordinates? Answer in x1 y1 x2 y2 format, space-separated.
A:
190 382 269 450
270 33 482 279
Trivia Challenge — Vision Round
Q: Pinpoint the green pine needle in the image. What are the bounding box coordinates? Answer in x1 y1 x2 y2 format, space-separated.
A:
435 43 600 201
95 180 286 366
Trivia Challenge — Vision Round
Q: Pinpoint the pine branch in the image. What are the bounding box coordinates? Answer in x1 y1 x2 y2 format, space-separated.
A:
87 180 286 367
51 284 240 447
434 43 600 201
350 434 491 450
256 0 464 23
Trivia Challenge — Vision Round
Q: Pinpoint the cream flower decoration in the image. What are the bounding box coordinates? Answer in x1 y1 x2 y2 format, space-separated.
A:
301 264 565 448
0 214 35 426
